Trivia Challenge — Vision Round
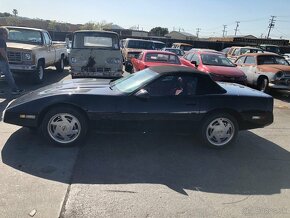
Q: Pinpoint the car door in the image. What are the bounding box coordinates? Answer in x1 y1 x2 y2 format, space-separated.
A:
237 55 257 85
43 32 55 65
120 74 201 132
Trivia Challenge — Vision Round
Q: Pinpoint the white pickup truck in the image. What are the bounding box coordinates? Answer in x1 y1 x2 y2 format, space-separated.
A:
5 26 67 83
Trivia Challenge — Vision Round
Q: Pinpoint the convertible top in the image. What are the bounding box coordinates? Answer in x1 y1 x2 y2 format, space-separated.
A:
149 66 206 76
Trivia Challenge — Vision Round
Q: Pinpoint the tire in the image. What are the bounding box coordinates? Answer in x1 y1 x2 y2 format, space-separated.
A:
257 77 269 93
41 106 88 146
125 61 133 73
32 61 44 84
55 56 64 72
200 113 238 149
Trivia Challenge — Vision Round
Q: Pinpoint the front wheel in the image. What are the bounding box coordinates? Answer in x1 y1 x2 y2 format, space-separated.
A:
257 77 269 93
41 106 88 146
200 113 238 149
32 62 44 84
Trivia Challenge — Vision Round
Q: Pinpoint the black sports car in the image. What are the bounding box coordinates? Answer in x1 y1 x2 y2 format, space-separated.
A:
3 66 273 148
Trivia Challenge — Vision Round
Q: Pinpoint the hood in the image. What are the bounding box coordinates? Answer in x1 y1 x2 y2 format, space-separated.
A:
203 65 245 77
7 42 41 51
258 64 290 72
218 82 272 98
10 79 119 106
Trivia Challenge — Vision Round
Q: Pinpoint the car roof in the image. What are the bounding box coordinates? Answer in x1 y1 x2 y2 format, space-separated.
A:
241 52 281 57
74 30 118 35
142 50 177 55
149 66 206 76
124 38 153 42
5 26 46 32
172 43 193 46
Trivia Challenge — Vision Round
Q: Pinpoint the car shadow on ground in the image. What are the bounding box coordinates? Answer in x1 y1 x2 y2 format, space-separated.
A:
2 129 290 195
271 90 290 103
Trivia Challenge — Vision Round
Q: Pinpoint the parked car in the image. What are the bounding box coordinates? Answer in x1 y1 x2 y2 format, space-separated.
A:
227 47 264 62
283 53 290 62
172 43 194 51
121 38 155 72
235 53 290 92
259 44 281 54
5 26 67 83
221 47 231 55
180 51 247 84
70 30 123 79
3 66 273 148
131 50 183 72
188 48 225 56
152 40 166 50
162 48 185 57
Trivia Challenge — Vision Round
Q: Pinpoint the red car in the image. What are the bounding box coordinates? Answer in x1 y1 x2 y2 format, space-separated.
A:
131 50 183 72
180 51 247 84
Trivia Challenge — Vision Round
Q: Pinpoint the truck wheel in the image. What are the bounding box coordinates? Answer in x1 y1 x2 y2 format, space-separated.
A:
55 56 64 72
32 62 44 84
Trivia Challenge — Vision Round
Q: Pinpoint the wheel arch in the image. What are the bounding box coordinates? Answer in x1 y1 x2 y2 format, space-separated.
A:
38 58 45 67
37 103 89 127
201 108 242 129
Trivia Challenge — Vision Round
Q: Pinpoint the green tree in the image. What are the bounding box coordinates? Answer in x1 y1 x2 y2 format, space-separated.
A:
12 9 18 17
149 27 169 36
80 21 113 30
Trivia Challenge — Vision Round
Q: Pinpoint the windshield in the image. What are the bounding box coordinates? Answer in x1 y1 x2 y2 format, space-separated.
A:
145 53 181 64
7 28 42 44
112 69 158 93
73 32 119 49
257 55 289 65
127 40 154 49
201 53 235 67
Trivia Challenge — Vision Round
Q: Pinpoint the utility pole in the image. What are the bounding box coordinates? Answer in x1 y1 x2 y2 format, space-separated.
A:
222 25 227 37
196 28 201 38
234 21 240 36
267 16 276 39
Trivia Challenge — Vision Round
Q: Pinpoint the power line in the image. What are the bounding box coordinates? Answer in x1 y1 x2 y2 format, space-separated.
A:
267 15 276 39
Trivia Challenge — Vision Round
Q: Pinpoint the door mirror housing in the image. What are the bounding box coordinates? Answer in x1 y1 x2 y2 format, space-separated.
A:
191 60 198 67
135 89 150 99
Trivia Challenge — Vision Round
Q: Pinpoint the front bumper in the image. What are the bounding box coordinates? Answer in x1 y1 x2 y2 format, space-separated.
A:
269 81 290 90
9 64 37 72
71 71 123 79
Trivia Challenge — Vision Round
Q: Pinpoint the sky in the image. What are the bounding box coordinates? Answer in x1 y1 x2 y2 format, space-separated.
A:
1 0 290 39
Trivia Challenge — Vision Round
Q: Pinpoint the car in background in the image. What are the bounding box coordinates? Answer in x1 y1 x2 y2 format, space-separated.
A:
259 44 281 54
227 47 264 62
188 48 226 56
221 47 231 55
283 53 290 62
180 51 247 84
172 42 194 52
131 50 182 72
121 38 155 72
235 53 290 92
3 66 273 149
70 30 123 79
153 40 166 50
162 47 185 57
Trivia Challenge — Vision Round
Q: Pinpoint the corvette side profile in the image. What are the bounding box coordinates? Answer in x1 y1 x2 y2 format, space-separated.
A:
3 66 273 148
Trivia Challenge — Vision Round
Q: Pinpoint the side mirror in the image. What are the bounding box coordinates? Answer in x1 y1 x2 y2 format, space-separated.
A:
191 61 198 67
135 89 150 99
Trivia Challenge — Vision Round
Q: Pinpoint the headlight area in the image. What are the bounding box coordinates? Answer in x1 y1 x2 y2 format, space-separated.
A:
22 52 32 61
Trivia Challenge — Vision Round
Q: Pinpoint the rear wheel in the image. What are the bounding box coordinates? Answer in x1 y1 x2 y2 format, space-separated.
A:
257 77 269 93
41 106 88 146
55 56 64 72
200 113 238 149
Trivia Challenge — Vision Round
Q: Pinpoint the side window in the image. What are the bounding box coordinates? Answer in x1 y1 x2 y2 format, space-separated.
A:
43 32 51 45
144 75 198 96
191 54 200 65
236 56 246 64
233 48 240 56
185 52 194 61
245 56 256 64
138 53 143 60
